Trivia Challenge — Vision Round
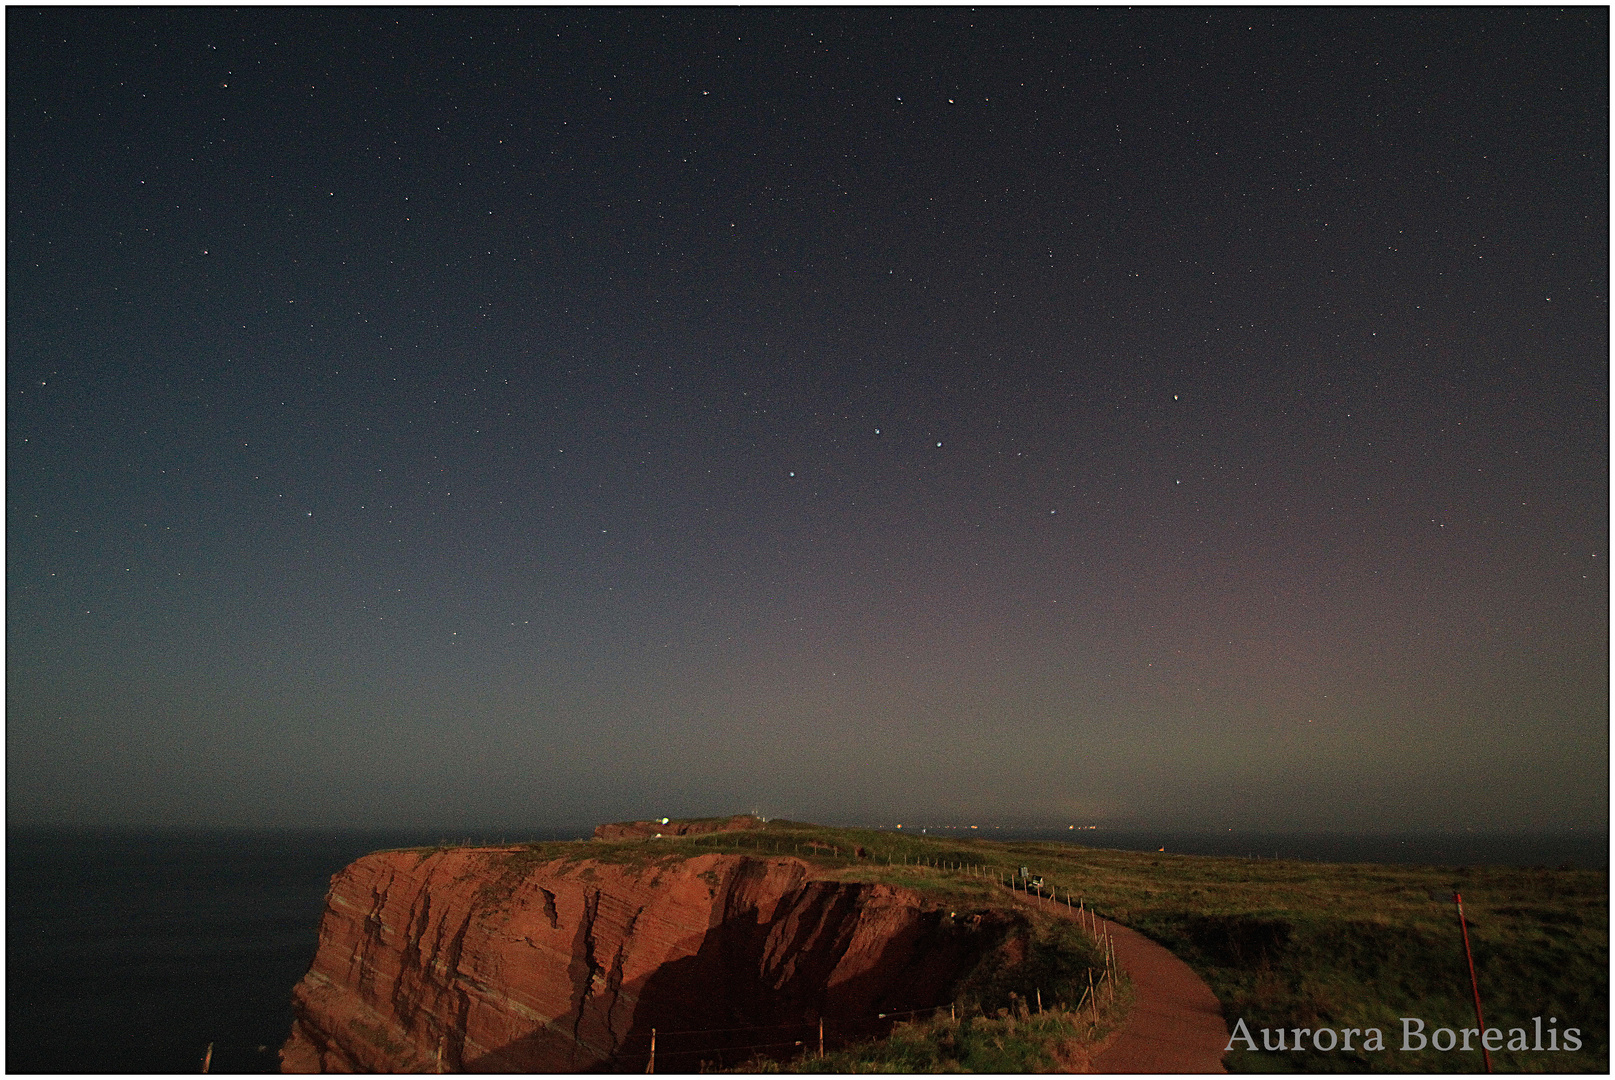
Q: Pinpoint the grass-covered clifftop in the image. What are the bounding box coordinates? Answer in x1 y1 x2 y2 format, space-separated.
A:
1008 838 1607 1074
405 818 1607 1073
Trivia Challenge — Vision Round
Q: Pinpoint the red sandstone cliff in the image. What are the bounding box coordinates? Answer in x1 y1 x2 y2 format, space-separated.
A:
281 846 1014 1072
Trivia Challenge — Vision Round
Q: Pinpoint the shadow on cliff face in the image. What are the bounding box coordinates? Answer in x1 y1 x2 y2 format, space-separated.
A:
465 864 1022 1073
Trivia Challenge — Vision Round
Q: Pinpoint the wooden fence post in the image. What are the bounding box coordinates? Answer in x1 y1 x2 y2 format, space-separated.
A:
1106 936 1115 1002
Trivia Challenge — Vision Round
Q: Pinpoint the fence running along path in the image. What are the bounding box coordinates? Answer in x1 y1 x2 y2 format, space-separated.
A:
608 868 1140 1071
423 835 1229 1072
1002 874 1231 1073
648 835 1232 1070
618 1004 967 1072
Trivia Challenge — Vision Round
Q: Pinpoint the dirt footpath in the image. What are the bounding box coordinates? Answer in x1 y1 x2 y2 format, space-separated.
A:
1017 888 1230 1073
1087 915 1229 1073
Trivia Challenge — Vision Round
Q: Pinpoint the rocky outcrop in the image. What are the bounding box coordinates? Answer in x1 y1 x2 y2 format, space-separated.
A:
591 814 763 840
280 846 1015 1072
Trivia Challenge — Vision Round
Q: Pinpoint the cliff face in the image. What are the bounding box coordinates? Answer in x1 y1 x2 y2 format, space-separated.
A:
280 848 1010 1073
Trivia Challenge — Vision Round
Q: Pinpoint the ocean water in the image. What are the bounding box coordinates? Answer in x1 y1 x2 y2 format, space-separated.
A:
5 828 583 1074
6 826 1604 1073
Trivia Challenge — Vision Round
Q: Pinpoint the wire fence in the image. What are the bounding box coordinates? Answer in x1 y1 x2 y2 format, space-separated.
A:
611 1003 977 1072
597 872 1125 1072
614 1002 960 1045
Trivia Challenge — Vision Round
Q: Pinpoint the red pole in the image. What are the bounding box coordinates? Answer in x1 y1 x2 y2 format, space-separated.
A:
1454 893 1492 1073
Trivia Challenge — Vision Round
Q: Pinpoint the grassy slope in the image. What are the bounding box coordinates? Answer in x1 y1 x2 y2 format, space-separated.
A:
980 837 1608 1074
403 820 1607 1073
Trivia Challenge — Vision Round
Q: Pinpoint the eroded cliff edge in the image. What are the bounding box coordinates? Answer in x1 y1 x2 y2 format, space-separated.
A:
280 846 1017 1072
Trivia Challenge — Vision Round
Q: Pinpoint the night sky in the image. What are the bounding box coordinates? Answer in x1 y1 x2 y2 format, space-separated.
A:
8 8 1607 834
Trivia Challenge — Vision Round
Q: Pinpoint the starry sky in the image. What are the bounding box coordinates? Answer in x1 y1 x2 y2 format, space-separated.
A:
8 8 1607 833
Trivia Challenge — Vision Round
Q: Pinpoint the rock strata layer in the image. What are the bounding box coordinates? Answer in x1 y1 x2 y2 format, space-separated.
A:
281 846 1007 1072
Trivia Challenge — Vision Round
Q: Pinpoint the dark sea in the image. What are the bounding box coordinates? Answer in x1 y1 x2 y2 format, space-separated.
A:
6 826 1606 1074
6 828 586 1075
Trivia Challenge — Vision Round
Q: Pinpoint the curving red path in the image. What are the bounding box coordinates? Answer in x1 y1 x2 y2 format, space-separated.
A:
1086 914 1229 1073
1016 889 1229 1073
